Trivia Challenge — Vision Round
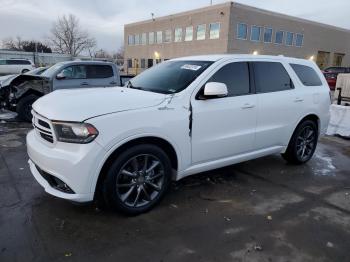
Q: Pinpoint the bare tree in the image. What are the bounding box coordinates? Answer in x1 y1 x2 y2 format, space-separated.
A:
2 36 23 50
49 14 96 57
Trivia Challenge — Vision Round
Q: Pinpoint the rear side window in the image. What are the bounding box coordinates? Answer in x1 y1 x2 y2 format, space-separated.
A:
253 62 293 93
208 62 250 96
87 65 113 79
290 64 322 86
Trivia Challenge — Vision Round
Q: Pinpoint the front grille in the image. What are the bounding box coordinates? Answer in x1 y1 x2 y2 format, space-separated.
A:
32 112 54 143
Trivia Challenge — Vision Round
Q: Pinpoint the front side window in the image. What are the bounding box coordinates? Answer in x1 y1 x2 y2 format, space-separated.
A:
87 65 113 79
148 32 155 44
164 29 171 43
251 26 262 41
208 62 250 97
253 62 293 93
275 31 284 44
174 28 183 42
141 33 147 45
59 65 87 79
264 28 273 43
156 31 163 43
209 23 220 39
196 24 206 40
286 32 294 46
0 60 5 65
185 26 193 41
128 60 213 94
290 64 322 86
295 34 304 47
237 23 247 40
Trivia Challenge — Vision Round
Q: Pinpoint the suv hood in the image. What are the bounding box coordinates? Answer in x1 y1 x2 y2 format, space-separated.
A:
33 87 167 121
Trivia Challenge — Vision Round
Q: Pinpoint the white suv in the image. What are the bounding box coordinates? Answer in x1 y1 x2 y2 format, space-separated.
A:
27 55 330 214
0 59 35 75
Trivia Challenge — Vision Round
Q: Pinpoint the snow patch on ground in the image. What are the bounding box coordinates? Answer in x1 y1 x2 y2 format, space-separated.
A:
313 153 336 176
0 109 17 121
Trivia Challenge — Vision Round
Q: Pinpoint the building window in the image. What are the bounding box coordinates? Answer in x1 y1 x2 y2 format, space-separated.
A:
295 34 304 47
237 23 247 40
286 32 294 46
135 34 140 45
196 24 206 40
156 31 163 43
127 59 132 68
147 59 153 68
164 29 171 43
275 30 284 44
185 26 193 41
128 35 134 45
156 59 162 64
140 59 146 68
141 33 147 45
251 26 262 41
263 28 273 43
209 22 220 39
149 32 155 45
174 28 183 42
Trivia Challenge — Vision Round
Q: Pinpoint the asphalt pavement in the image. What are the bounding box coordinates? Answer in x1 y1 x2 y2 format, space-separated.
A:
0 121 350 262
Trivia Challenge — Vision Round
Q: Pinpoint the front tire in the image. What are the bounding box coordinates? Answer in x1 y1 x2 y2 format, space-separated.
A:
102 144 172 215
16 94 39 122
282 120 318 164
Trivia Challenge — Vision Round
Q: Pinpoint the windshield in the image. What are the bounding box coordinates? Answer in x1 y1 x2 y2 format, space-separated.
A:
41 63 64 78
127 60 213 94
24 67 48 75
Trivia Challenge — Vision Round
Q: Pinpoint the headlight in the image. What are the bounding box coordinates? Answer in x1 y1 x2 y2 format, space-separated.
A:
52 122 99 144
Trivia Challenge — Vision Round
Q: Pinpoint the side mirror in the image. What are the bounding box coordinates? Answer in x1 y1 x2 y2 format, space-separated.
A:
203 82 228 98
56 72 66 80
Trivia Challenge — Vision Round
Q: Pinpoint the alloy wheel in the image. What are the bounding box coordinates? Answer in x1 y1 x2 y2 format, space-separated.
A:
116 154 165 208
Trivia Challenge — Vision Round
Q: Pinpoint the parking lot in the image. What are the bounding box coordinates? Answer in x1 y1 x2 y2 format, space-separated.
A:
0 120 349 262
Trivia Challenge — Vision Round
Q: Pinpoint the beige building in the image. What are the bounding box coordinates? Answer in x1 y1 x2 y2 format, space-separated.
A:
124 2 350 75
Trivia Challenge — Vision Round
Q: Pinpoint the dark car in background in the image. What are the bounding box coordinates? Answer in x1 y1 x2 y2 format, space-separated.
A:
323 67 350 90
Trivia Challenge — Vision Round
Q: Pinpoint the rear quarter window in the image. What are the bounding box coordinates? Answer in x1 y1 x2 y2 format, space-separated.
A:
290 64 322 86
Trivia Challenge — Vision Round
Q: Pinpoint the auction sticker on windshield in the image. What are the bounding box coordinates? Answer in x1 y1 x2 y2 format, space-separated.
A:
181 64 202 71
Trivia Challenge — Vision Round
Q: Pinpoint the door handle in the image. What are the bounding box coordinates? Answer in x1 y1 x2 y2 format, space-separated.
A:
80 82 89 86
294 98 304 102
241 103 255 109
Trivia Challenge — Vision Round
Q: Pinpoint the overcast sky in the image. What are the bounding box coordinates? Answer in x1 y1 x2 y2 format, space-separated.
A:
0 0 349 53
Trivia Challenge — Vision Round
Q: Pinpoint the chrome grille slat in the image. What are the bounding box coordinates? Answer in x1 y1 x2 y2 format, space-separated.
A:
32 111 55 144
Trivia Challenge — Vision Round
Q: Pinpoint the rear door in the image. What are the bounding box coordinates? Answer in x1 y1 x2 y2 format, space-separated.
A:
53 65 88 90
86 64 116 87
253 61 302 149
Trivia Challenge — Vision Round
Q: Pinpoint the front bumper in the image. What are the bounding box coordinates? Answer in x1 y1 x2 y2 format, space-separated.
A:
27 129 106 202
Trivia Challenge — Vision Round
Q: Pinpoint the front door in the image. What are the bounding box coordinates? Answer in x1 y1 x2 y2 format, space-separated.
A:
53 65 88 90
191 61 257 164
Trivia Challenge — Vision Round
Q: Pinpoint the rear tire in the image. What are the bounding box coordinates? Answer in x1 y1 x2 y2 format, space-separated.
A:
102 144 172 215
282 120 318 164
16 94 39 122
